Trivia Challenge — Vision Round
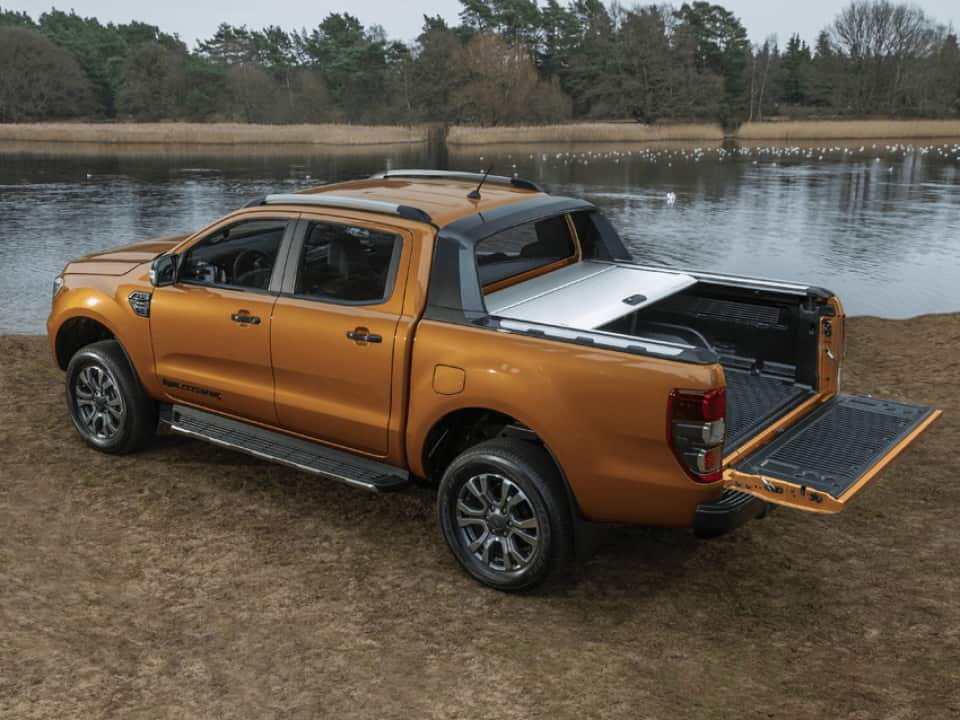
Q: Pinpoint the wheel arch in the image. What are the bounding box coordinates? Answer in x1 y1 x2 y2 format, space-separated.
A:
419 406 584 522
53 313 144 389
54 314 118 370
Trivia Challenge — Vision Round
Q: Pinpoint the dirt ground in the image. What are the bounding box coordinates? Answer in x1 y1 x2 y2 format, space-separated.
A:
1 316 958 720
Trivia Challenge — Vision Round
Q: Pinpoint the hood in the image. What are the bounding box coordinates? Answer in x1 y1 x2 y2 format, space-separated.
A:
66 235 189 276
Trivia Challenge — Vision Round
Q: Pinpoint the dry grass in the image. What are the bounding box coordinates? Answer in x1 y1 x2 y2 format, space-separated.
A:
1 315 958 719
447 122 725 145
0 139 424 159
0 123 428 146
737 119 960 141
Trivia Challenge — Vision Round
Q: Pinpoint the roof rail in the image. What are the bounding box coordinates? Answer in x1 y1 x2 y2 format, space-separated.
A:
370 169 545 193
253 193 434 225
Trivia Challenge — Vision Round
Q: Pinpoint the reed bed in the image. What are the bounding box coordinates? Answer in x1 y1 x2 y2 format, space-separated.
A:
737 119 960 141
447 122 724 145
0 122 428 146
0 139 422 159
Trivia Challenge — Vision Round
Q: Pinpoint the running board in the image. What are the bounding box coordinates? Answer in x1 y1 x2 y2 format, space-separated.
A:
161 404 409 492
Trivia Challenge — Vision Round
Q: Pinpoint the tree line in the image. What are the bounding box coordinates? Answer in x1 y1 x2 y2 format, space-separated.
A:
0 0 958 126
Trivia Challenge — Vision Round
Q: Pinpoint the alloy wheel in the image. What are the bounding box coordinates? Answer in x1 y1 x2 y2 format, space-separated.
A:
455 472 542 573
74 364 126 440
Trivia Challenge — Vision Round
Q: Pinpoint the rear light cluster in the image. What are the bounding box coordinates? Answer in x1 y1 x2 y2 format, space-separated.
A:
668 388 726 483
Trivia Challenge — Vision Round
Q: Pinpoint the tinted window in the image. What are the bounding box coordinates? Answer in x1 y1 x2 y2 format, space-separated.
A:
295 221 401 303
571 211 614 260
476 215 575 287
180 219 286 290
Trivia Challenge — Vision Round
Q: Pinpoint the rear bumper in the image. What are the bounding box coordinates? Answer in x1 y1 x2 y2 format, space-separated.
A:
693 489 766 538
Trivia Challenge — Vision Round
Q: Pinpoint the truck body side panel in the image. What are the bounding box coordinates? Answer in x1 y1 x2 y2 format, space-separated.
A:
406 319 727 526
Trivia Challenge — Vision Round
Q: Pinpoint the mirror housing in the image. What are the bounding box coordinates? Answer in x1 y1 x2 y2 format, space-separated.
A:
149 254 178 287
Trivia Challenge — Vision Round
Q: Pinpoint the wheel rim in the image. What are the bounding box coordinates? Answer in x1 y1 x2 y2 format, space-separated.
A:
455 473 541 574
74 364 125 440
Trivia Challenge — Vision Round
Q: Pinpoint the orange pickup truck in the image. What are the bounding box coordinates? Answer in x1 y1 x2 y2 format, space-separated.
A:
48 170 941 590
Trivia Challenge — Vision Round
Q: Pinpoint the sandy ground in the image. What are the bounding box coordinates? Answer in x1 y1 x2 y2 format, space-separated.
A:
1 315 957 719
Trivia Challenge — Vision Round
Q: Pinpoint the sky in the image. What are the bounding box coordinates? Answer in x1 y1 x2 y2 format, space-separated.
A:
8 0 960 48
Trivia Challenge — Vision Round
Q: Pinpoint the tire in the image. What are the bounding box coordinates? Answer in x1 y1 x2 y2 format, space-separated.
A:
65 339 157 454
438 438 572 591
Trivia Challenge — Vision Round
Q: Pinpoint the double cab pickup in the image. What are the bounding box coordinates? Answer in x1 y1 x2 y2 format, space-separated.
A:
48 170 941 590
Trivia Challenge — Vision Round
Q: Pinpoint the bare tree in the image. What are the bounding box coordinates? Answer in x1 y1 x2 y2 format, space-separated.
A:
832 0 944 113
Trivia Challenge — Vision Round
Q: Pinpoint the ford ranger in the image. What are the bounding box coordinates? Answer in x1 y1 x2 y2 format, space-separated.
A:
47 170 941 590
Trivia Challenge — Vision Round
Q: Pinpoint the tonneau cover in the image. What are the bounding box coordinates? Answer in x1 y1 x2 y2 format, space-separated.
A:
485 261 697 329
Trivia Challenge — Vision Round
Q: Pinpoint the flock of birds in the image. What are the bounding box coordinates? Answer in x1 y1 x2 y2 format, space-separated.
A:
481 141 960 169
476 141 960 204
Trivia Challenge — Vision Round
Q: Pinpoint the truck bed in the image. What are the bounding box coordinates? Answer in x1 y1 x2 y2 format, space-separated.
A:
723 369 813 450
484 261 825 455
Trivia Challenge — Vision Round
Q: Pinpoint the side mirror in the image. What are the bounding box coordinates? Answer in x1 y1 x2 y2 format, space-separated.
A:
150 254 178 287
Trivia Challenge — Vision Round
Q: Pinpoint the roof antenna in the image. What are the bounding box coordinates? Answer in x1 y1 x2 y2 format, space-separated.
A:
467 166 493 200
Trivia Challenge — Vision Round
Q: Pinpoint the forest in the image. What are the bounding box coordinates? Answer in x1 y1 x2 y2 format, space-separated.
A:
0 0 958 127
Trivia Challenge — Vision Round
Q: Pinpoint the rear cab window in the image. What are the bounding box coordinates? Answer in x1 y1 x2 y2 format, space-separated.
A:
477 215 579 292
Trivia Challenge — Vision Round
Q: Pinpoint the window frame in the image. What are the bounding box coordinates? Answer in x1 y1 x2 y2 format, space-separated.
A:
278 216 406 308
478 213 582 294
176 216 294 296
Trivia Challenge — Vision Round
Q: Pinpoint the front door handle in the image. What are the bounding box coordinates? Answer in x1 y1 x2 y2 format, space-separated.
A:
231 311 261 325
346 329 382 344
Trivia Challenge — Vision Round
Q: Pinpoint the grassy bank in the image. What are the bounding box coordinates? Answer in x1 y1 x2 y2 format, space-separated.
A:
1 314 956 719
737 118 960 142
450 119 960 146
2 120 959 150
0 139 425 159
0 122 428 146
448 122 724 145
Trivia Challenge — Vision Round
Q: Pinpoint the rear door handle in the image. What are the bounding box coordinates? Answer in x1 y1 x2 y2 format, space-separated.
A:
346 330 382 344
231 312 261 325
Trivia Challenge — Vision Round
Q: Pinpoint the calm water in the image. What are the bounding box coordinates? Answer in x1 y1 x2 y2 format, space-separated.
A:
1 139 958 334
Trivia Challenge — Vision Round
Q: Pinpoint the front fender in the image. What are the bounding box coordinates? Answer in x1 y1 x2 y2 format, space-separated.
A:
47 271 162 398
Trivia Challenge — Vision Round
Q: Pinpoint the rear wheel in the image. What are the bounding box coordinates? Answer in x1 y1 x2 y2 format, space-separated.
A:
65 340 157 454
438 438 571 591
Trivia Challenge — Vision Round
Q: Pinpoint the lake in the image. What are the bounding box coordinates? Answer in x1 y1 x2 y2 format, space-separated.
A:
1 139 958 334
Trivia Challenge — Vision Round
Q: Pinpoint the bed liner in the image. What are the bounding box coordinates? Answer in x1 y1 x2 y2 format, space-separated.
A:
723 369 814 450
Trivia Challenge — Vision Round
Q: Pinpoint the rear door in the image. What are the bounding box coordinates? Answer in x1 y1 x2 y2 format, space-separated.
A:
725 394 940 512
270 215 410 457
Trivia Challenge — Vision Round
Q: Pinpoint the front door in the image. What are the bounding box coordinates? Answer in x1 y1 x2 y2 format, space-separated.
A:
271 217 409 456
150 216 294 424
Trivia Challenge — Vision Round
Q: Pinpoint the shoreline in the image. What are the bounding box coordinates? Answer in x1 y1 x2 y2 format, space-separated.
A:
0 122 429 147
0 119 959 151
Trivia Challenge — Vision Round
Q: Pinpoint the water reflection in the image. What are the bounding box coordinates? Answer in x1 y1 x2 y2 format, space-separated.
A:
0 139 957 333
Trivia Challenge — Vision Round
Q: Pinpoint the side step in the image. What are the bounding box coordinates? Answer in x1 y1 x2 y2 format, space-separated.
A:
160 404 409 492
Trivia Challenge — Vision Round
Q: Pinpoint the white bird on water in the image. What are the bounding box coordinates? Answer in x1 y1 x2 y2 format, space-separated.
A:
665 192 677 205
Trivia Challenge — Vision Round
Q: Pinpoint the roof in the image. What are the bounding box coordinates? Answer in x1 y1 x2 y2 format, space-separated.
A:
287 175 545 227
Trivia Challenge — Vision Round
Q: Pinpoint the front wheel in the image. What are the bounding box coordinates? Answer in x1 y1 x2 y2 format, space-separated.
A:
65 339 157 454
438 438 572 591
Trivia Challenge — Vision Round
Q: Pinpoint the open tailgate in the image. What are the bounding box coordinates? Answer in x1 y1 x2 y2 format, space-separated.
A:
724 394 941 513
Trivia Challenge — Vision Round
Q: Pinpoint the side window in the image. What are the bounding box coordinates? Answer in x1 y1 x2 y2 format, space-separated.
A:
180 219 286 291
295 221 401 304
571 211 614 260
476 215 576 288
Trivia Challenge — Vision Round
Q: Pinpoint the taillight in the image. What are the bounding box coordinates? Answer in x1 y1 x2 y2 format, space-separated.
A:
668 388 726 483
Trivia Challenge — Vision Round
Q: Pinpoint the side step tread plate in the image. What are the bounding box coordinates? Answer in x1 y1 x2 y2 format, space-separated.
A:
163 404 409 492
